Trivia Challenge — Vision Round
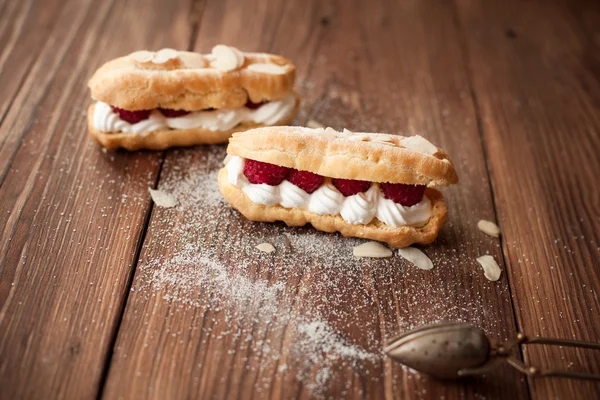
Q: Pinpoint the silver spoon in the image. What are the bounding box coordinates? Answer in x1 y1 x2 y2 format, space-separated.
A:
383 321 600 380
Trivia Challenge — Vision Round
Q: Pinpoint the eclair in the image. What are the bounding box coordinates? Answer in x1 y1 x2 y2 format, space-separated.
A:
218 127 458 248
87 45 299 151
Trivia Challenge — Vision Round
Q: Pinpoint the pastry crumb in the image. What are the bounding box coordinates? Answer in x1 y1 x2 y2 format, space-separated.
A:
397 247 434 270
352 241 392 258
256 242 276 253
148 188 177 208
476 255 502 281
477 220 500 237
306 119 325 129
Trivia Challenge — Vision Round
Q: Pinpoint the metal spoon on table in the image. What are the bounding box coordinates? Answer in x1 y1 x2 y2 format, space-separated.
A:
383 321 600 380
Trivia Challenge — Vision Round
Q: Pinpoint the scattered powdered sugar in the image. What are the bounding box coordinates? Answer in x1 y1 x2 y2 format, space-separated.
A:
294 318 379 396
130 145 514 398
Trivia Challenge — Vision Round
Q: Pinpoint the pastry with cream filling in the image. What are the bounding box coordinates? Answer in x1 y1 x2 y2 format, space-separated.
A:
87 45 299 150
218 126 458 248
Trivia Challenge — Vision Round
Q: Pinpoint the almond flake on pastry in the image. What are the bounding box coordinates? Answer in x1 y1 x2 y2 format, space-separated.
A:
211 44 245 71
318 128 397 146
130 48 182 70
219 126 458 248
247 63 289 75
87 47 299 150
400 135 438 155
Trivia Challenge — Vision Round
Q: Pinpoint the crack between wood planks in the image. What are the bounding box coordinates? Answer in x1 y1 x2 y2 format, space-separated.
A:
449 2 533 398
94 153 164 400
94 1 208 398
187 0 207 51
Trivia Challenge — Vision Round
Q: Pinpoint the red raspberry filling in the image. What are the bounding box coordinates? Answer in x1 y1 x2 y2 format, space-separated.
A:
243 159 290 185
245 100 267 109
158 108 190 118
110 106 151 124
287 170 324 194
332 178 371 197
381 183 426 206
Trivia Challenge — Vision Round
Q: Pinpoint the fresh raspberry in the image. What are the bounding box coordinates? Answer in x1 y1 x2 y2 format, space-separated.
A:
332 178 371 196
287 170 323 193
110 106 151 124
245 100 266 109
381 183 426 206
243 159 290 185
158 108 190 118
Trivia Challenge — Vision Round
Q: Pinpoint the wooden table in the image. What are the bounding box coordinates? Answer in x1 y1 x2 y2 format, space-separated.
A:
1 0 599 398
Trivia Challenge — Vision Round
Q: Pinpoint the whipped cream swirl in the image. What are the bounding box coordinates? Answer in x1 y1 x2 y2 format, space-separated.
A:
93 93 297 134
225 156 432 227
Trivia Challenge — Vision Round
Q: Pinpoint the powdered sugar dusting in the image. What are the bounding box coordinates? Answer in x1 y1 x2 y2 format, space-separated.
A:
128 145 514 398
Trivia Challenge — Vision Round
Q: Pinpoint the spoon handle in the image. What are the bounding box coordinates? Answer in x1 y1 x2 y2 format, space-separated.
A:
506 357 600 381
525 336 600 351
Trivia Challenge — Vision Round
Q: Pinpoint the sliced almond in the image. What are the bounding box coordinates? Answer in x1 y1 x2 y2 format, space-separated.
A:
149 188 177 208
130 50 154 63
353 241 393 258
400 135 438 155
397 247 434 270
347 133 396 145
152 48 178 64
211 45 244 71
306 120 325 129
233 47 245 65
477 220 501 237
247 63 288 75
256 243 276 253
476 255 502 281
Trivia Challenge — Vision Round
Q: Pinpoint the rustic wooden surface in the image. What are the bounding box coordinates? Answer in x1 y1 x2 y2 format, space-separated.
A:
0 0 598 399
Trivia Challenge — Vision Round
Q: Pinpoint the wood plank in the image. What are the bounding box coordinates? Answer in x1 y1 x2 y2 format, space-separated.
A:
455 0 600 398
0 0 98 180
103 0 529 398
0 0 195 398
0 0 67 125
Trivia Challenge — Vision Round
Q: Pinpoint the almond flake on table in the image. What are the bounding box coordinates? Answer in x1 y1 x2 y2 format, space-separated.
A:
256 242 276 253
477 219 501 237
397 247 434 270
148 188 177 208
353 241 393 258
476 255 502 281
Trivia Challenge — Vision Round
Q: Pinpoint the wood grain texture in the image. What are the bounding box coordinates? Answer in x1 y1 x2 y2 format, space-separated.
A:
101 0 528 399
456 0 600 398
0 0 97 182
1 0 597 399
0 0 193 398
